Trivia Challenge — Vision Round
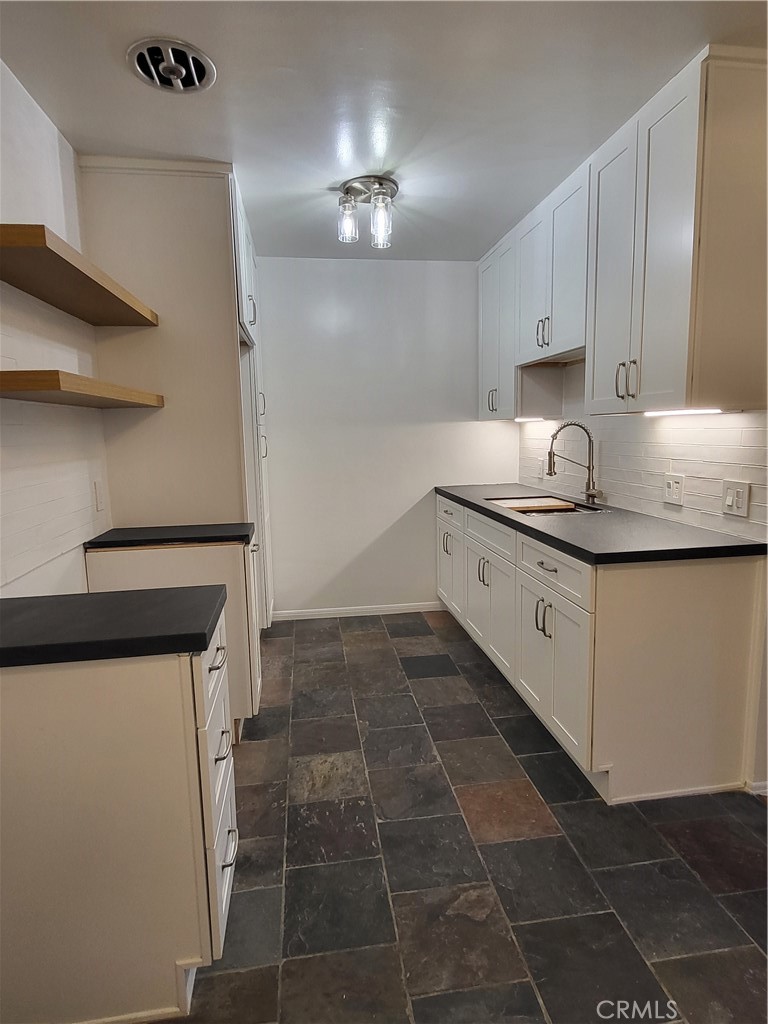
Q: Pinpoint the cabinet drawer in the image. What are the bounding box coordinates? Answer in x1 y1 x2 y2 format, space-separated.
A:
193 611 228 728
207 762 237 961
516 535 595 611
465 511 516 562
436 495 465 529
198 670 234 848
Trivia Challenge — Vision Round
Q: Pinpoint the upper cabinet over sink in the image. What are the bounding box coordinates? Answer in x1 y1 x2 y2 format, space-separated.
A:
585 46 766 415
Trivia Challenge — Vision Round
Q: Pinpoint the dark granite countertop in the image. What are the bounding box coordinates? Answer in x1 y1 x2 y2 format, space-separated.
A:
0 585 227 667
436 483 766 566
84 523 255 549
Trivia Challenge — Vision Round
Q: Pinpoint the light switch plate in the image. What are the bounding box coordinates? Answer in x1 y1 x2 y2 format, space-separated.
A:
93 479 105 512
664 473 684 506
722 479 750 518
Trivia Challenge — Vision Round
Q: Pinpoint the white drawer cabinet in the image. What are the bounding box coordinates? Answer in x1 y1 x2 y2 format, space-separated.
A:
0 608 238 1024
516 533 595 611
436 494 465 530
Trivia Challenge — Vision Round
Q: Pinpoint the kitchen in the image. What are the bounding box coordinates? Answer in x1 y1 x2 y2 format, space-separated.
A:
0 3 766 1023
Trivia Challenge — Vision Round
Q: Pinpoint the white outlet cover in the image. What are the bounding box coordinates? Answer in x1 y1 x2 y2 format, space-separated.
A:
722 479 750 518
664 473 684 506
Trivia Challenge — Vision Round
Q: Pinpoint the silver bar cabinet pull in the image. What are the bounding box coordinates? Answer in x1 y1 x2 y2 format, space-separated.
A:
222 827 239 869
214 729 233 764
536 560 558 574
208 645 228 673
615 361 627 399
626 359 637 399
542 602 553 639
534 596 544 632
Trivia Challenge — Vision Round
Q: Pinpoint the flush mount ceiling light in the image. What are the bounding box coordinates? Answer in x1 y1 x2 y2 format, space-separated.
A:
337 175 399 248
127 38 216 93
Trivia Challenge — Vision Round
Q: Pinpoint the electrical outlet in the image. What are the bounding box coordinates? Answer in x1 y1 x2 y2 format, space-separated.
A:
723 479 750 518
664 473 684 506
93 479 105 512
537 458 545 479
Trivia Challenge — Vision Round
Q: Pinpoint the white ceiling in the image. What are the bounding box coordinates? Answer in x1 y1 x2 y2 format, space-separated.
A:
0 1 765 260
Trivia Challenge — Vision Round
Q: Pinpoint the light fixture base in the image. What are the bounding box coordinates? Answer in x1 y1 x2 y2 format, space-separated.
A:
340 175 399 203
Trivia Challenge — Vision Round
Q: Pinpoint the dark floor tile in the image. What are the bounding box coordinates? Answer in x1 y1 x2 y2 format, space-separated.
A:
355 692 422 730
292 685 354 720
290 715 360 756
283 857 394 957
483 836 607 923
292 663 350 692
235 781 286 839
202 887 282 972
233 738 289 786
259 675 292 707
658 816 767 894
261 636 294 660
279 945 409 1023
422 703 496 741
263 655 294 681
379 814 487 892
385 615 435 638
400 654 459 679
339 614 385 633
409 676 477 707
515 912 671 1024
554 799 673 869
369 763 459 821
719 890 767 952
345 644 401 667
392 635 446 657
233 835 284 891
595 858 749 960
286 797 379 866
457 779 561 844
495 715 559 755
412 982 545 1024
519 751 598 804
442 638 492 668
288 750 368 804
635 793 729 823
293 640 345 665
424 610 470 642
241 706 290 742
715 790 768 841
469 680 532 718
262 619 295 639
393 883 527 996
348 663 410 697
462 660 509 688
654 946 766 1024
437 737 524 786
188 964 279 1024
294 616 340 639
363 724 437 770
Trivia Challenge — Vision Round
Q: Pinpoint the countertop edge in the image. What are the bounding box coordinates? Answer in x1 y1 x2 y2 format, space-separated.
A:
84 523 255 550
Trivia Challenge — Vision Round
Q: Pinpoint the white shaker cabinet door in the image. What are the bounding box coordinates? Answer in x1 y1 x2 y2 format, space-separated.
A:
517 206 548 365
514 571 553 720
629 61 701 412
584 121 638 414
487 553 516 677
478 255 500 419
464 538 491 646
496 238 518 418
548 163 590 358
437 520 453 608
549 592 594 769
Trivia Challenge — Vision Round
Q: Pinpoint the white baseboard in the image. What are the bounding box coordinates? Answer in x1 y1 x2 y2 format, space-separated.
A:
747 780 768 796
272 601 444 621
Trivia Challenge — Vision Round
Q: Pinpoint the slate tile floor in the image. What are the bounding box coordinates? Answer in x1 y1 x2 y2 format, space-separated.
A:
186 611 767 1024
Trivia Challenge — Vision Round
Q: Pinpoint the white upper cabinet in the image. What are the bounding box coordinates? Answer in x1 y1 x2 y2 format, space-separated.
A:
547 163 590 358
516 206 549 364
586 47 766 415
232 181 259 347
478 237 517 419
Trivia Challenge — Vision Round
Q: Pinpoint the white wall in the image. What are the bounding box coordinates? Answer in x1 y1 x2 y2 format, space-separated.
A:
0 62 110 596
257 257 518 615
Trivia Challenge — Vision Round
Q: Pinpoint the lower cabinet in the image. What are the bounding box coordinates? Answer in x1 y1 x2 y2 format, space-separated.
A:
463 537 516 678
436 520 465 620
515 569 593 768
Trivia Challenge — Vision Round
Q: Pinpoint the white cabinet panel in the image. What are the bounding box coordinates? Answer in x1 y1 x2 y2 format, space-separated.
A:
585 121 638 414
517 207 548 365
548 164 590 357
464 537 491 644
436 519 466 622
478 255 500 419
487 553 516 676
515 571 553 719
496 239 518 418
437 520 452 607
550 593 593 768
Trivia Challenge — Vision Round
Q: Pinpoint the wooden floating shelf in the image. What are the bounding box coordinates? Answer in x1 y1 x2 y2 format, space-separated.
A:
0 371 165 409
0 224 159 328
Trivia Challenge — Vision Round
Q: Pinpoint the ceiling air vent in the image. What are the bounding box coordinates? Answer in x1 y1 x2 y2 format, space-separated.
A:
127 38 216 93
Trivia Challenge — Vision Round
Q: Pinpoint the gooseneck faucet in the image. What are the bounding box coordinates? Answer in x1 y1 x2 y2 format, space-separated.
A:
546 420 603 505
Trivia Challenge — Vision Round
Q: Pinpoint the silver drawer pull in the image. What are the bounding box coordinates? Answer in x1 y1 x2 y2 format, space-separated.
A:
222 827 239 869
536 560 558 574
208 645 229 673
442 508 454 516
214 729 233 764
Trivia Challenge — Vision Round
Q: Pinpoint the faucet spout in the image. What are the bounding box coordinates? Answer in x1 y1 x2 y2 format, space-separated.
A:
546 420 602 505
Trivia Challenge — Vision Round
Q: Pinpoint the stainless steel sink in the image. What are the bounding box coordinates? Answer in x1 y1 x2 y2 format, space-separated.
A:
487 496 604 515
518 506 605 516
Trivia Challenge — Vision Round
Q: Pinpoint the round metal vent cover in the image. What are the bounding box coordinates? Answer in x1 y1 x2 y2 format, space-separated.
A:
127 38 216 93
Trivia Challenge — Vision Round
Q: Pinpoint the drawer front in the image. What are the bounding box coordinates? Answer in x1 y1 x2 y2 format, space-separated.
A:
198 670 234 847
207 762 237 961
193 611 228 728
436 495 465 530
516 535 595 611
465 511 516 563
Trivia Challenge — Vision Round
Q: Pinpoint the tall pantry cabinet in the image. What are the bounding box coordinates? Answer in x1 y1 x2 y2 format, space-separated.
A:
78 157 275 628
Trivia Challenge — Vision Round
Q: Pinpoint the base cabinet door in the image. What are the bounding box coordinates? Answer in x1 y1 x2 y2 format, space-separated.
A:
464 538 491 645
515 571 554 719
549 592 594 768
447 526 466 621
487 553 516 675
437 521 453 607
